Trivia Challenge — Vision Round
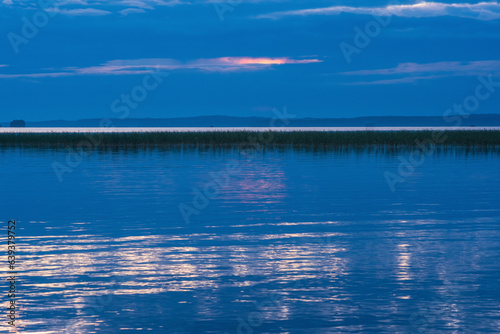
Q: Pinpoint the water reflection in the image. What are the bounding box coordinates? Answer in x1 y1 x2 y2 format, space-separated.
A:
0 147 499 333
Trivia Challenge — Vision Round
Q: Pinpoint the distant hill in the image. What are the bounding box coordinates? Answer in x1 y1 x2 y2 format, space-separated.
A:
2 114 500 127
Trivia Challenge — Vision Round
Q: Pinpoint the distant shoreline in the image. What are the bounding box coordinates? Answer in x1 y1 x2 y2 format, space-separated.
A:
1 126 500 133
2 114 500 129
1 130 500 148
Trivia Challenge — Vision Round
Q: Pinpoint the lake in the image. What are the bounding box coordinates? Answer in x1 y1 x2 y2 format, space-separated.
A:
1 146 500 333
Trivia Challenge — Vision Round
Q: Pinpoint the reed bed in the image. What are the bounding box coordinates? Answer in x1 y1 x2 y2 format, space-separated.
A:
1 130 500 149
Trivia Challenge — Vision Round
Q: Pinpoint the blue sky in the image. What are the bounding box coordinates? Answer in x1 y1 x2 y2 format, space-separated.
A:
1 0 500 121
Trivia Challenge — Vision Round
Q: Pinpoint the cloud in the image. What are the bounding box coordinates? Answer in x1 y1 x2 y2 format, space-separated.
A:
58 0 91 5
0 0 183 14
344 75 449 85
47 8 113 15
101 57 320 72
258 2 500 21
115 0 182 7
0 0 291 11
342 60 500 76
340 60 500 85
119 7 147 15
0 57 322 79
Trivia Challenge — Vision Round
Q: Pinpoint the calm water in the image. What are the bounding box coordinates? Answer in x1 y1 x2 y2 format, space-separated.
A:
1 147 500 333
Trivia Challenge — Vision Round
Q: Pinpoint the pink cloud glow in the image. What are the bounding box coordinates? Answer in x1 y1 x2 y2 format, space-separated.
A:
0 57 322 79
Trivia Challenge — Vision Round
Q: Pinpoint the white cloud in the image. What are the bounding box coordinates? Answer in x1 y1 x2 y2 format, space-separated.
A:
258 2 500 21
342 60 500 76
0 0 185 13
0 57 322 79
339 60 500 85
343 75 448 85
47 8 112 15
119 7 147 15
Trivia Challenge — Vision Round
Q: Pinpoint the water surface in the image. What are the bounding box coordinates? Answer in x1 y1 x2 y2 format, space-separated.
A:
1 147 499 333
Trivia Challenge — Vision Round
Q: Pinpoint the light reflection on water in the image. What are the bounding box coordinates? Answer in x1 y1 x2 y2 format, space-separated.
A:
0 148 499 333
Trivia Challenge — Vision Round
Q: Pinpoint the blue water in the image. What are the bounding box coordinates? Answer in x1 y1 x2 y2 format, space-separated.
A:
1 147 500 333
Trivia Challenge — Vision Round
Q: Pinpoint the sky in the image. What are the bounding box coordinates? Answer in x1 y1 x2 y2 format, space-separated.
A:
1 0 500 121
